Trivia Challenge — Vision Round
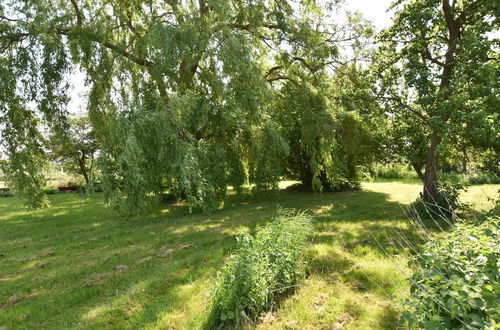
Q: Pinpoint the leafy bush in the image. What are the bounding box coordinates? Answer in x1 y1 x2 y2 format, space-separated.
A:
285 181 360 192
205 209 313 329
323 179 361 192
373 163 419 180
43 187 59 195
408 183 467 220
66 181 79 188
485 195 500 217
371 165 500 185
469 172 500 185
85 182 104 193
439 171 500 186
401 217 500 329
0 188 12 197
159 192 177 204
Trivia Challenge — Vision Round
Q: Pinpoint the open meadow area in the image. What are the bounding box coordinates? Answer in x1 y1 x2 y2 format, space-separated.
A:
1 181 498 329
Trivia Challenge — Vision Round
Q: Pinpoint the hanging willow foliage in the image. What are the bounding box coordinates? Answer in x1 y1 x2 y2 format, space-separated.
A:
1 0 359 212
273 68 378 192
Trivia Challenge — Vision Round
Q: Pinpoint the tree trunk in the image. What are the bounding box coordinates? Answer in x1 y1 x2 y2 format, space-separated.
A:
300 167 313 190
462 147 467 172
82 171 90 186
420 0 460 202
76 155 90 186
422 130 441 202
412 163 425 182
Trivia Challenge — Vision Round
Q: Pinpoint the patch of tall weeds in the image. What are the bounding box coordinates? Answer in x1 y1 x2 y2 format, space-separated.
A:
204 209 313 329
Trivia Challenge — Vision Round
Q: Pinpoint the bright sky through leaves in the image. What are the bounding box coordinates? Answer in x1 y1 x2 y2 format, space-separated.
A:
66 1 395 114
345 0 393 30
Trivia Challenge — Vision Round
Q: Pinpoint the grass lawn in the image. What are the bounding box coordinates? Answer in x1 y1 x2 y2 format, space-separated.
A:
0 181 498 329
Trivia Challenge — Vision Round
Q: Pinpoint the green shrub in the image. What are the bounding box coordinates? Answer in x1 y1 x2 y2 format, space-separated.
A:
0 189 12 197
66 181 79 188
486 195 499 217
439 171 500 186
285 181 360 192
159 192 177 203
408 183 467 220
43 187 59 195
373 163 418 180
464 172 500 185
205 209 313 329
370 166 500 185
438 172 468 185
401 217 500 329
85 182 103 193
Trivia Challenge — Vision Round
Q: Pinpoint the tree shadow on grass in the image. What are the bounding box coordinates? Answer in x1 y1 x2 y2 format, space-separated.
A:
0 185 438 329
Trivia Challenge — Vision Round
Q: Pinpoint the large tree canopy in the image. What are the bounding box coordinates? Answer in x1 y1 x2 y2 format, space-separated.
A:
48 115 98 186
0 0 353 211
376 0 499 201
274 65 378 192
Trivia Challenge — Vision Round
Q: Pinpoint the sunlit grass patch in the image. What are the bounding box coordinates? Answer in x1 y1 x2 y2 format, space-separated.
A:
0 181 498 329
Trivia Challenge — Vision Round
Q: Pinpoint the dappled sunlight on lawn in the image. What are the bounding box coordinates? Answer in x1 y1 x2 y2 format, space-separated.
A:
460 184 499 211
362 181 421 204
0 181 497 329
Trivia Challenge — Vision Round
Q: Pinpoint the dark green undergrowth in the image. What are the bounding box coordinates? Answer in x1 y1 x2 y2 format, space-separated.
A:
204 209 313 329
439 171 500 186
372 163 499 186
372 164 419 180
408 183 468 221
285 181 361 192
401 216 500 329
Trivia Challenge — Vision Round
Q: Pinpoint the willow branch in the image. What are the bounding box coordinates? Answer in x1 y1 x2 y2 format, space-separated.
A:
70 0 84 26
379 96 429 123
266 75 299 86
56 28 153 67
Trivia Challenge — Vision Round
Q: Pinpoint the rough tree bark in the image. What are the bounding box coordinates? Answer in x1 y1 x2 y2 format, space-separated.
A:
422 130 441 201
462 147 467 172
412 163 425 182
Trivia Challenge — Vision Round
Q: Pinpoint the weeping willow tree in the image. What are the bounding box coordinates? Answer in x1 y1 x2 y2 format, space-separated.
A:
273 68 378 192
0 0 346 212
271 12 378 192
